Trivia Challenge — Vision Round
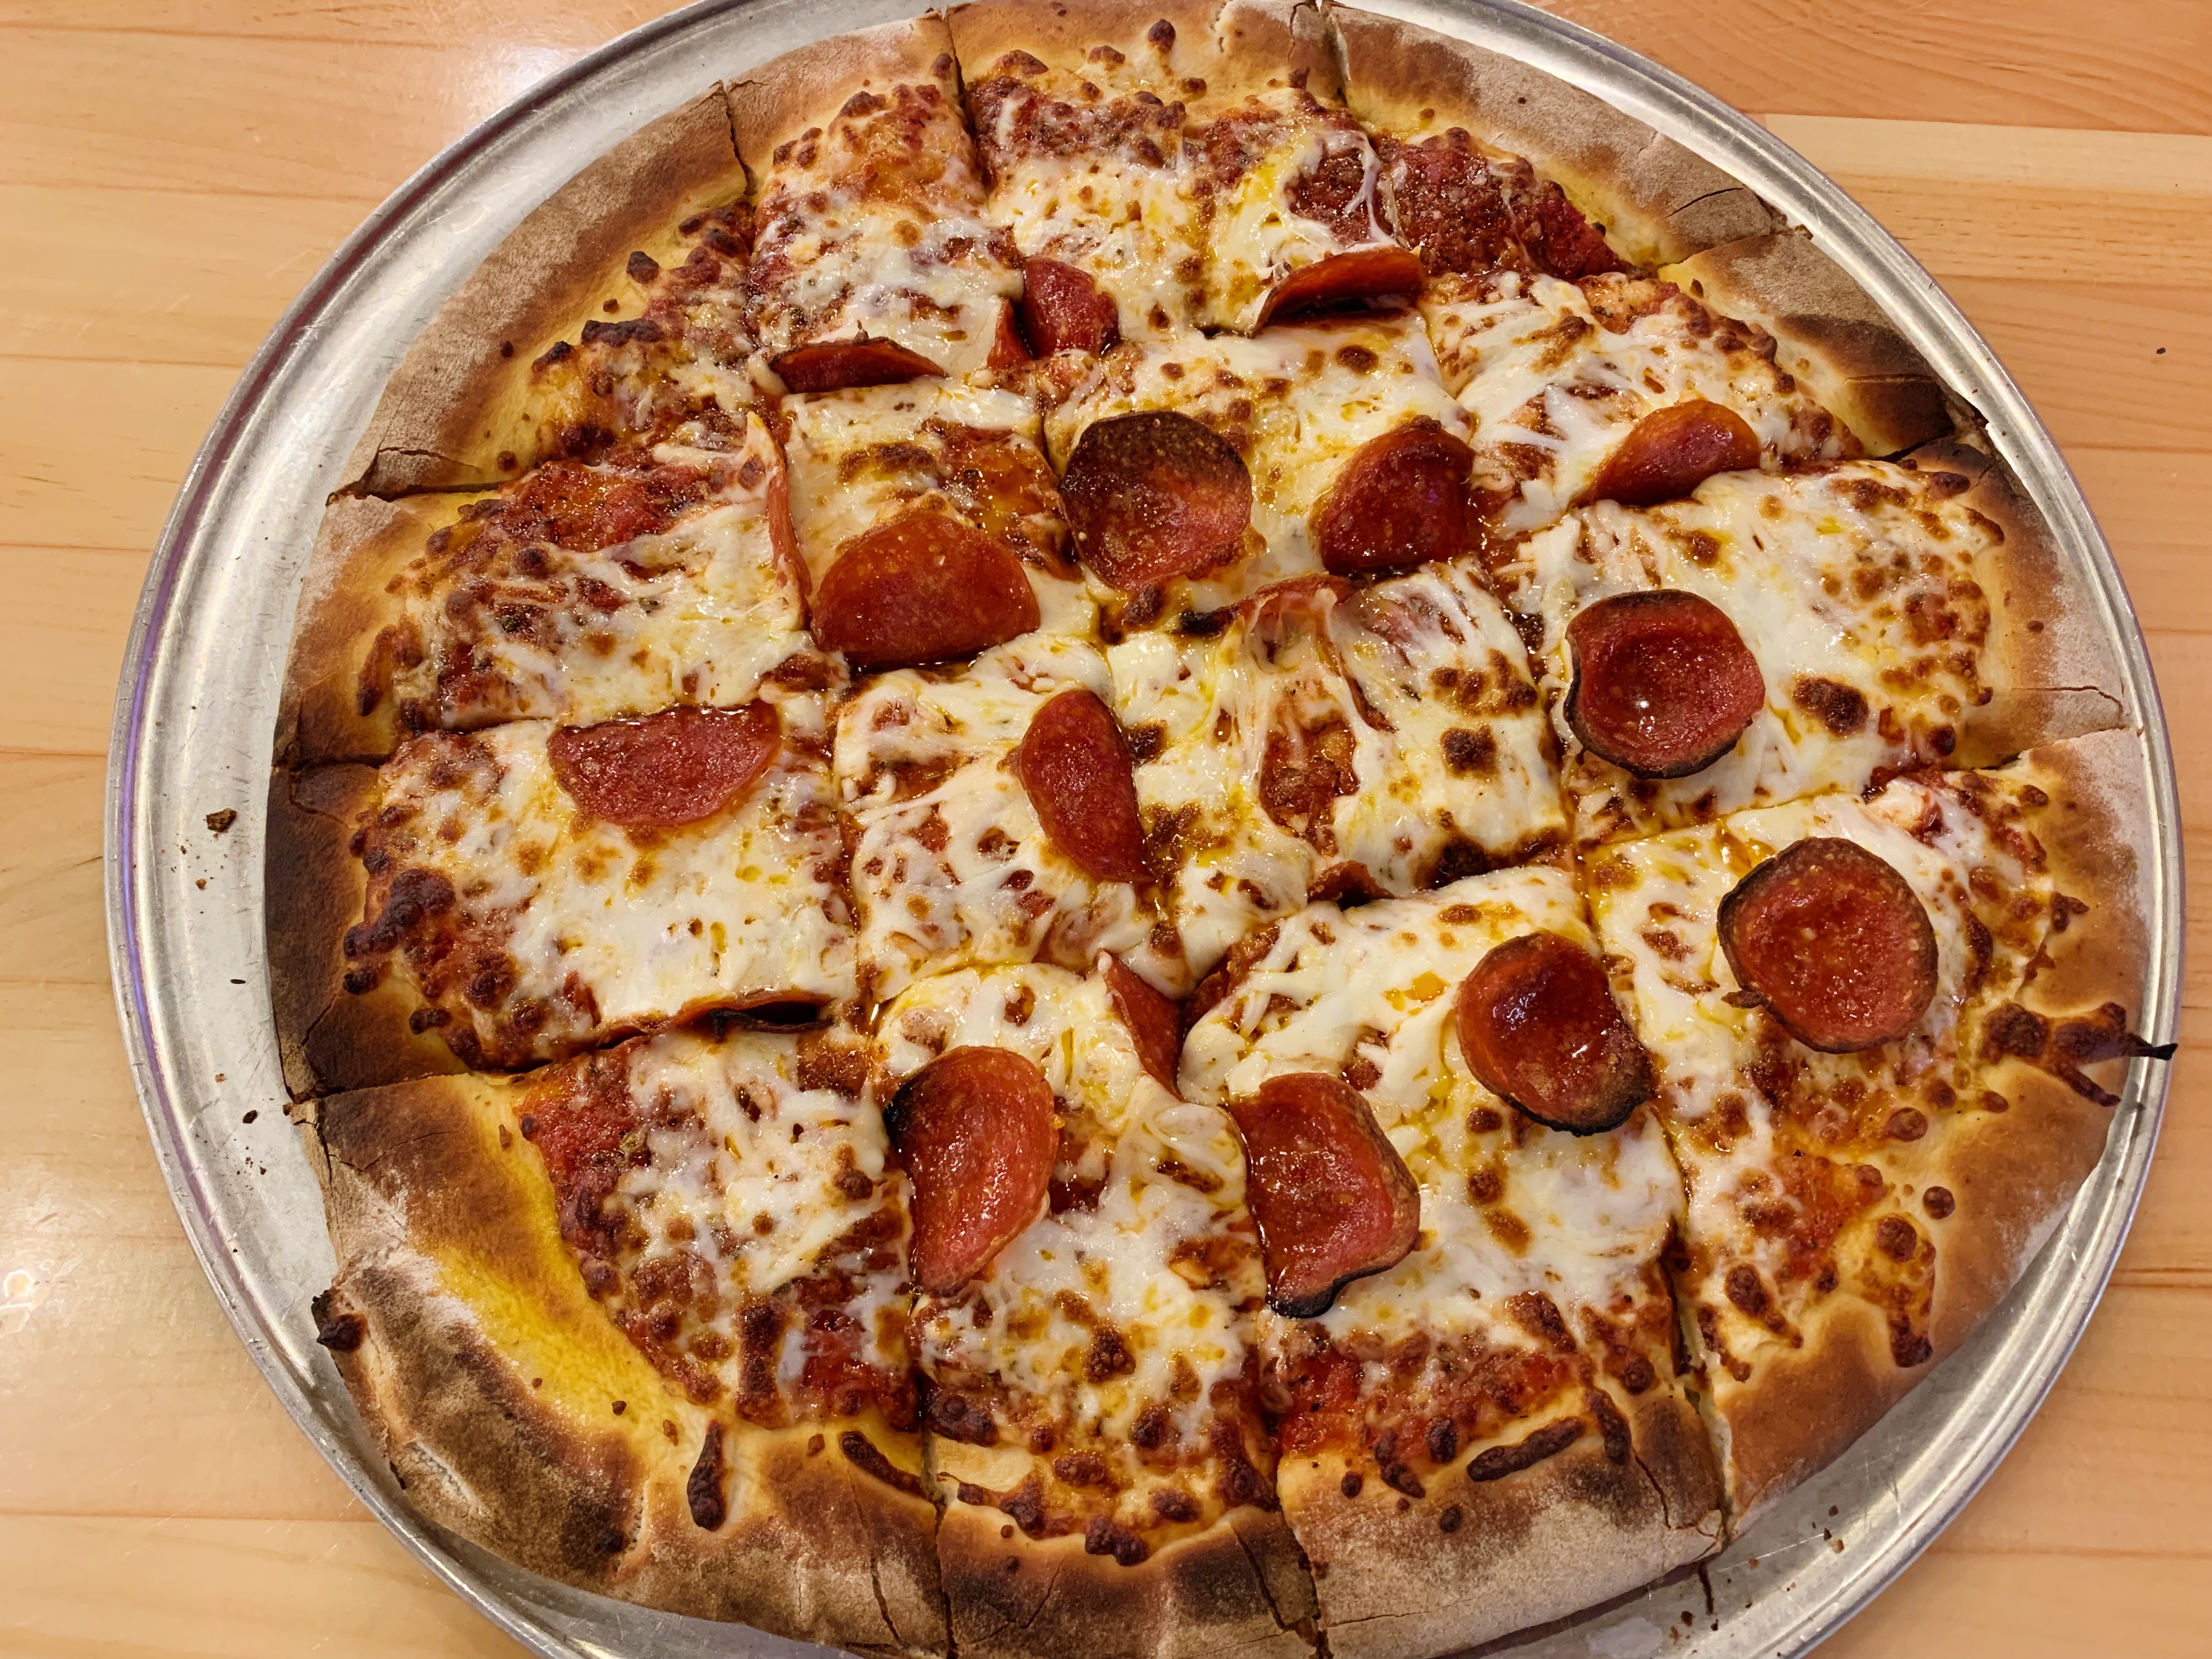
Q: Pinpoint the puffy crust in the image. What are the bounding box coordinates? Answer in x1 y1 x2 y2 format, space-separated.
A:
1210 0 1340 103
725 15 957 166
314 1074 945 1654
278 493 471 767
1280 1392 1720 1659
946 0 1230 80
1327 5 1773 267
266 764 460 1099
2012 729 2157 1028
340 91 747 495
934 1494 1314 1659
1659 228 1951 456
1909 437 2130 766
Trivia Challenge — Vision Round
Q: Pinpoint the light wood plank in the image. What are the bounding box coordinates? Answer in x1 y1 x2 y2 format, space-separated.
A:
0 753 117 988
1819 1551 2212 1659
0 548 148 756
0 1515 520 1658
1764 117 2212 287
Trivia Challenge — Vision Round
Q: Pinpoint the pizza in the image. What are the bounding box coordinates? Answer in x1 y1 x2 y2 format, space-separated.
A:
265 4 2173 1656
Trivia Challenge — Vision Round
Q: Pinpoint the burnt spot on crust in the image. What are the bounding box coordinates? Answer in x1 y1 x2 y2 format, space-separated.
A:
1466 1417 1584 1483
1980 1000 2173 1108
840 1429 926 1498
686 1422 728 1529
309 1289 366 1352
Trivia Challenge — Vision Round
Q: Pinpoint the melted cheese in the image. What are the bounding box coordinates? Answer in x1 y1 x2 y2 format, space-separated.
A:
749 80 1021 379
878 964 1262 1513
1108 557 1560 987
1180 871 1684 1345
1587 773 2054 1375
1043 314 1467 615
383 419 815 731
782 380 1092 638
1424 270 1853 538
365 702 853 1062
1505 464 2002 845
836 634 1159 1002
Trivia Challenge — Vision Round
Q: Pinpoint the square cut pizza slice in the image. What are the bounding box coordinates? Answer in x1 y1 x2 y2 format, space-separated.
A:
1111 561 1563 991
1498 455 2117 847
835 632 1172 1005
1041 313 1472 622
779 379 1091 668
283 416 822 765
1179 872 1723 1659
1586 733 2169 1520
1423 268 1857 544
269 692 853 1091
309 1028 943 1650
731 18 1024 391
873 959 1312 1659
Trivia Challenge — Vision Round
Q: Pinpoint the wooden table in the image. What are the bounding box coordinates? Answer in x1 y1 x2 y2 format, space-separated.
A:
1 1 2205 1652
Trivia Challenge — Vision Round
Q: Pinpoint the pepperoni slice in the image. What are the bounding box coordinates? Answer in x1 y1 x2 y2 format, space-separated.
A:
987 298 1032 370
1224 1073 1421 1318
546 702 779 829
1588 400 1760 509
1717 838 1939 1053
811 512 1041 670
1310 417 1476 574
1100 953 1182 1091
887 1047 1057 1295
1017 689 1147 883
1061 411 1253 592
1565 590 1764 778
772 338 944 394
1256 246 1426 326
1455 932 1652 1135
1019 258 1121 357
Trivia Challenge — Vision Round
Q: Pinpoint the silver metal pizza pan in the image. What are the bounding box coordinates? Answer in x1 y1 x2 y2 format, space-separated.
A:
105 0 2182 1654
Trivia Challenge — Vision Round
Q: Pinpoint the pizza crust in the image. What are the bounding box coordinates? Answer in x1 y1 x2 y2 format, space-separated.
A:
278 492 471 767
725 15 957 166
934 1491 1314 1659
1281 1391 1720 1659
340 89 748 495
1327 5 1773 267
1906 436 2131 766
313 1073 946 1655
266 763 461 1099
946 0 1231 80
1659 228 1954 456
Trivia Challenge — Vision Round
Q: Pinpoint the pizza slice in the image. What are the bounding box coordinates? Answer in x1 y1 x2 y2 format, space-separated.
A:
343 89 760 494
281 415 820 765
834 632 1172 1004
1497 450 2121 846
1423 268 1858 544
1041 313 1472 623
308 1027 944 1654
951 0 1209 347
267 690 851 1094
872 958 1313 1659
777 379 1090 667
730 18 1025 392
1111 560 1563 992
1585 731 2171 1519
1178 870 1723 1658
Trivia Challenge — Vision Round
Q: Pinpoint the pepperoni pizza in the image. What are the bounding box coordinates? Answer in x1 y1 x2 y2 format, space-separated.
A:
269 5 2171 1657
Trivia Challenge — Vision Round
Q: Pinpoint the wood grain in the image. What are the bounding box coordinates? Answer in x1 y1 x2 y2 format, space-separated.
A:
0 1 2202 1655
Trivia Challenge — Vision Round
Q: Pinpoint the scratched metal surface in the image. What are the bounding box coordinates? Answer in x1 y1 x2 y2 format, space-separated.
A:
104 1 2182 1655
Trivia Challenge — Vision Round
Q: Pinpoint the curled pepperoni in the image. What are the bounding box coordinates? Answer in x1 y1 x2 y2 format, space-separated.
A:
772 338 944 393
1455 932 1652 1135
546 702 779 829
1019 258 1120 357
987 298 1031 370
1588 400 1760 509
1224 1073 1420 1318
812 512 1041 670
1311 418 1476 574
1061 411 1253 592
1017 689 1147 883
1100 953 1182 1092
887 1047 1057 1295
1256 246 1426 327
1718 838 1939 1053
1565 590 1764 778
